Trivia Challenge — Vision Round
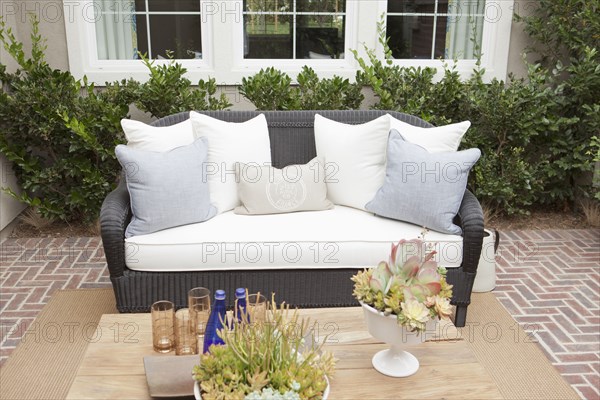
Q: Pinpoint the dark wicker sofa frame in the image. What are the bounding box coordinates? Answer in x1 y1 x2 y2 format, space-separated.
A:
100 110 484 327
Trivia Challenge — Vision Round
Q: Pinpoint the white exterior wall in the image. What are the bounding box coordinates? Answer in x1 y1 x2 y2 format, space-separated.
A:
0 155 26 231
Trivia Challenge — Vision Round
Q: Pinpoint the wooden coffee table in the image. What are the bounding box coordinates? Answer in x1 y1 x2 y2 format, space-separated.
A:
66 308 503 399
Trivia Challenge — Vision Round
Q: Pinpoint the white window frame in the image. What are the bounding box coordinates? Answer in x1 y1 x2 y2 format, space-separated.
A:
64 0 512 85
225 0 360 82
64 0 213 83
375 0 513 82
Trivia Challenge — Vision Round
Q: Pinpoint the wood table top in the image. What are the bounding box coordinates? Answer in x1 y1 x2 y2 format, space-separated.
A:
66 307 503 399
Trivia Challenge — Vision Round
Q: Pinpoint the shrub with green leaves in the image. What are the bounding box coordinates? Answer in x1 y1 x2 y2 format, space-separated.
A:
240 67 299 110
240 66 363 111
0 17 128 222
119 53 232 118
516 0 599 203
296 66 363 110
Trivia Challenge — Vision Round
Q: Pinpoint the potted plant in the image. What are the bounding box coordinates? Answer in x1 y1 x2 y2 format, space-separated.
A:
351 238 453 377
192 297 335 400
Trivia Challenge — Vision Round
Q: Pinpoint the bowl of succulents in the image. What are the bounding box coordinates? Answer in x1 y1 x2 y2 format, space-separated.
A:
351 238 453 378
192 297 335 400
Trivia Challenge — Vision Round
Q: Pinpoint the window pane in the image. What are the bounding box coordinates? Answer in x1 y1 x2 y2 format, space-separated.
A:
244 0 292 12
446 0 484 59
387 0 484 60
245 15 292 59
387 15 433 59
148 15 202 59
296 16 345 59
297 0 345 13
95 0 138 60
147 0 201 12
244 1 346 59
134 0 146 12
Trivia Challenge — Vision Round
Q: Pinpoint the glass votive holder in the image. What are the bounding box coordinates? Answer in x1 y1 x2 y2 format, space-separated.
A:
247 293 268 323
175 308 198 356
151 300 175 353
188 287 211 336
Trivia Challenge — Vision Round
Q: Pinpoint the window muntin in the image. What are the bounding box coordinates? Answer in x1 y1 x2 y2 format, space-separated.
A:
94 0 203 60
386 0 485 60
243 0 346 59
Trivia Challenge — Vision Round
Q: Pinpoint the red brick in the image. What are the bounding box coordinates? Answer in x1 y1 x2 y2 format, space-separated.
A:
572 334 600 343
523 307 559 315
563 374 586 385
556 364 593 374
557 353 599 363
538 293 573 300
530 300 566 308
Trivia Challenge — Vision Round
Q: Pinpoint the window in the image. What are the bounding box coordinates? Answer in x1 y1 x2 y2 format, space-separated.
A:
94 0 203 60
243 0 346 59
386 0 485 60
64 0 513 84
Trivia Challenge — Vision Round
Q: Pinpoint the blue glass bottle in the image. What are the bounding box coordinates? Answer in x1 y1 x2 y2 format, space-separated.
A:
235 288 248 323
202 289 226 354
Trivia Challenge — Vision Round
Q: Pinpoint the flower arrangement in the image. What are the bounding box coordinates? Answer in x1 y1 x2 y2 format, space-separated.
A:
193 297 335 400
352 238 453 333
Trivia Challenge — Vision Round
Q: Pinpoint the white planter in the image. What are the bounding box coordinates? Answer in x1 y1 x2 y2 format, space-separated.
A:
361 302 437 378
194 376 330 399
473 229 499 292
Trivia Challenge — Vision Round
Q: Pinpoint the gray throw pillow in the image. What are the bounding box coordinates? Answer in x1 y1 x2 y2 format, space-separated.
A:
366 129 481 235
234 157 334 215
115 138 217 237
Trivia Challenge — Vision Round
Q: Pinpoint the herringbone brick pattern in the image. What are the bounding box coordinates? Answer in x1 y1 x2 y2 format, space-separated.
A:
0 237 110 368
494 229 600 400
0 230 598 399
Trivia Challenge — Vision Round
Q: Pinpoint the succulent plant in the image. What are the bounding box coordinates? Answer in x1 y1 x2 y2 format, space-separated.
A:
352 238 453 333
193 296 335 400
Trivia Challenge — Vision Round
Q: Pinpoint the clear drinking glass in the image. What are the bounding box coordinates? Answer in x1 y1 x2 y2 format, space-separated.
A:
174 308 197 355
151 300 175 353
247 293 268 322
188 287 211 336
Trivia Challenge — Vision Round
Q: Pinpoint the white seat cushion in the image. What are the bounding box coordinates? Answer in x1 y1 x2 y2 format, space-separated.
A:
125 206 463 272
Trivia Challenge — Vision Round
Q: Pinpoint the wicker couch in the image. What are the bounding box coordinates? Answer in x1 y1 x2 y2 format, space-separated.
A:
100 110 484 327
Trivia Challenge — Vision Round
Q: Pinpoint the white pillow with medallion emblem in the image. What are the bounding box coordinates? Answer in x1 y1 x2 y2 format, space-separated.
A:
234 157 334 215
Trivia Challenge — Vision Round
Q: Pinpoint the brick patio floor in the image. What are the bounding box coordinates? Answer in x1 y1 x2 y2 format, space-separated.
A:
0 230 599 399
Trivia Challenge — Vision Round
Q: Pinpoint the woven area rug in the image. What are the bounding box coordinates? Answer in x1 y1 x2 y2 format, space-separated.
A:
461 293 579 399
0 289 117 400
0 289 579 399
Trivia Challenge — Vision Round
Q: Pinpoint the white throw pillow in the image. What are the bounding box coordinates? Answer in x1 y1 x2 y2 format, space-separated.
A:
314 114 390 210
388 115 471 153
121 119 194 151
190 112 271 213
